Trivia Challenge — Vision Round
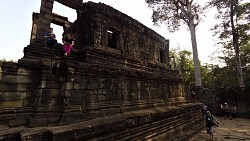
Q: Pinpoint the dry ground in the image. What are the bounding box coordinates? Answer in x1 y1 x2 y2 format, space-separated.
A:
189 117 250 141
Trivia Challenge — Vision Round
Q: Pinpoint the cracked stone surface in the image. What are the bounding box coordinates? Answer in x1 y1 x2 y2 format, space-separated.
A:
189 117 250 141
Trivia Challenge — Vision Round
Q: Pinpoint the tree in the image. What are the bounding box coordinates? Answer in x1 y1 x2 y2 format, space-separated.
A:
170 49 195 86
146 0 206 87
209 0 250 87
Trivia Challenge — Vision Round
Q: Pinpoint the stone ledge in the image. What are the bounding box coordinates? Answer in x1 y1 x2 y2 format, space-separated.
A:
0 103 202 141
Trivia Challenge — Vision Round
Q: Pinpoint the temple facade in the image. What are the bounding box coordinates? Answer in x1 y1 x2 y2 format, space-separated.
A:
0 1 203 140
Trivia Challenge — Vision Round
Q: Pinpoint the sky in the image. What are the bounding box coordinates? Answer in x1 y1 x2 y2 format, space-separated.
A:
0 0 219 65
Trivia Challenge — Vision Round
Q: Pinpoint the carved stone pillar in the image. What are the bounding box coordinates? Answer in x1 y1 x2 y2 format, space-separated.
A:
30 13 39 44
36 0 54 43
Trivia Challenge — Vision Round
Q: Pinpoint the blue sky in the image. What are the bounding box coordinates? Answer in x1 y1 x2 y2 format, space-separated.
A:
0 0 219 65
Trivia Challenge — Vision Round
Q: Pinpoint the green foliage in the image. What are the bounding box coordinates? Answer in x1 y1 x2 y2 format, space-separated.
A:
171 47 250 88
170 49 196 86
209 0 249 87
146 0 206 31
0 58 14 80
146 0 206 87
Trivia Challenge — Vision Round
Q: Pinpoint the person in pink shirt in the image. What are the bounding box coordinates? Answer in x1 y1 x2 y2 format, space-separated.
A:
63 33 74 56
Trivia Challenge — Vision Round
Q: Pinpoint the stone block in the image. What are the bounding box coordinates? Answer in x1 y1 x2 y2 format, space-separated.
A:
0 124 9 131
98 82 105 89
38 98 60 106
36 81 46 88
88 83 98 89
1 75 38 83
89 78 97 83
23 98 37 107
59 112 89 124
100 108 121 117
70 90 86 105
0 100 23 107
64 91 71 97
0 83 29 92
67 67 75 74
74 77 87 82
98 89 107 95
88 90 97 95
32 112 61 119
46 81 61 89
89 95 97 103
41 89 51 98
62 82 73 90
16 112 34 119
74 82 87 89
26 89 42 97
0 132 21 141
98 95 106 102
41 58 51 66
0 113 16 121
50 89 60 97
17 68 33 75
9 118 27 127
0 92 26 101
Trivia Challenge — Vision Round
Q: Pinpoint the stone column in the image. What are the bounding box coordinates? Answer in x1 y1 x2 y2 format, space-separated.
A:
35 0 54 43
30 13 39 44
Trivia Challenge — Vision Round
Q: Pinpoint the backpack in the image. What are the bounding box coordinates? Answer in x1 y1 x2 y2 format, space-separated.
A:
206 115 214 127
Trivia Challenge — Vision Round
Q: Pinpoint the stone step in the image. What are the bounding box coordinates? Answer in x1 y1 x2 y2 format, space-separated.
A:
89 111 202 141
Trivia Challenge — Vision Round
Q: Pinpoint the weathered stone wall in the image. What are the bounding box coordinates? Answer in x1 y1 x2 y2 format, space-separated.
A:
75 2 169 65
197 87 250 117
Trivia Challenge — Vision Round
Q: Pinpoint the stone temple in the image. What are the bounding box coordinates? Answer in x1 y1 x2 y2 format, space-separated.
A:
0 0 203 140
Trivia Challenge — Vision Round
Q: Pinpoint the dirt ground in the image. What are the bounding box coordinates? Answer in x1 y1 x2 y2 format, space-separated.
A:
189 117 250 141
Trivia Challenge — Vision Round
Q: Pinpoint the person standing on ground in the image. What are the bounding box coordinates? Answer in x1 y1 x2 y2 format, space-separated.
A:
220 103 224 117
230 105 237 119
205 111 219 141
224 103 230 119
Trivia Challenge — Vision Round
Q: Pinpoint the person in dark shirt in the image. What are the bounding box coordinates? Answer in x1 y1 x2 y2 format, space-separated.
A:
205 111 219 141
63 33 74 56
224 103 230 119
45 27 58 49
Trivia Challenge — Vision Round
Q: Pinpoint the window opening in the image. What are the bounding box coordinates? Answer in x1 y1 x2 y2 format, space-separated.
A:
160 49 166 63
107 29 117 49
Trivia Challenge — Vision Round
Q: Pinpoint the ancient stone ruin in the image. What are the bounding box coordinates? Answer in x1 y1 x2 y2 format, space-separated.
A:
0 0 203 140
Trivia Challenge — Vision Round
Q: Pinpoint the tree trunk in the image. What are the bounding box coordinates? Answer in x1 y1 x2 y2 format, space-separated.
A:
189 20 202 87
230 0 245 88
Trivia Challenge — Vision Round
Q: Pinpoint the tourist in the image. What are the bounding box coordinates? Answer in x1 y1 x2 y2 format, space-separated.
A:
230 105 237 119
191 91 196 102
202 103 208 116
45 27 58 49
223 103 230 119
205 111 219 141
220 103 224 117
63 33 74 56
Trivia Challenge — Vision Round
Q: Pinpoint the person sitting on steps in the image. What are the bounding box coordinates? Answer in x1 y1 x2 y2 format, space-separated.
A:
45 27 58 50
63 33 74 56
